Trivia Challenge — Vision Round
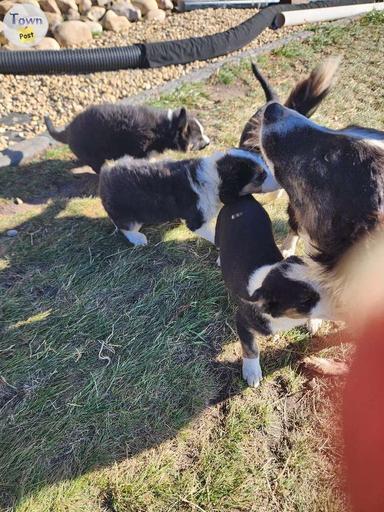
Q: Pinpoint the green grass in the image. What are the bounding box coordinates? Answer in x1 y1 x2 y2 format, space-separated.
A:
1 13 383 512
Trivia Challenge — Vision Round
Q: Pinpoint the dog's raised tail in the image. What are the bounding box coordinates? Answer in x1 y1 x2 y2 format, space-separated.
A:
44 115 68 144
285 56 341 118
251 62 280 103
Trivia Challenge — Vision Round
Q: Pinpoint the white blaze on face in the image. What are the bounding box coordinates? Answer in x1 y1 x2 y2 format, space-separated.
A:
194 118 210 145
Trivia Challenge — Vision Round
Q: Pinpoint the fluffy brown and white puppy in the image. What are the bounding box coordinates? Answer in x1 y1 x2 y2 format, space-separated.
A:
240 57 341 256
256 102 384 313
45 104 210 174
215 195 329 387
99 148 279 246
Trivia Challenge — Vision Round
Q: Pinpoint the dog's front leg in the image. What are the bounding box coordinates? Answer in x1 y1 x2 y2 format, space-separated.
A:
120 223 147 246
236 311 263 388
282 230 299 258
192 221 216 244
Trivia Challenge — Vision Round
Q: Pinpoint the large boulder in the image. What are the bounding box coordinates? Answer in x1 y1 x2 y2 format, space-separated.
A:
78 0 92 13
53 20 93 45
0 20 6 45
56 0 78 13
156 0 173 9
0 1 14 15
131 0 157 15
39 0 61 13
83 18 102 35
102 9 130 32
87 5 105 20
45 11 63 31
110 1 140 21
145 7 165 21
15 0 40 7
34 36 61 49
66 7 81 18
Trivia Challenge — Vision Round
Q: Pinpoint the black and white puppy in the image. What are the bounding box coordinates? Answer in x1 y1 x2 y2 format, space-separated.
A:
99 149 279 246
257 102 384 312
240 57 340 257
215 195 330 387
45 104 210 173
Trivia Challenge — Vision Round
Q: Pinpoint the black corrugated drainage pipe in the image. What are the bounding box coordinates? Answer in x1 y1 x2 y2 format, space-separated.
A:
0 0 372 75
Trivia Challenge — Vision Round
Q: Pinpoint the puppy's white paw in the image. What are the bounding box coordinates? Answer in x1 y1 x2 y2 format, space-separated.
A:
216 255 221 267
282 248 296 258
242 357 263 388
308 318 323 335
121 230 148 246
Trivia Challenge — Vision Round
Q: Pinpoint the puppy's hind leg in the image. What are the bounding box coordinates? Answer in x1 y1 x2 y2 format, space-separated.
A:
120 222 148 246
236 311 263 388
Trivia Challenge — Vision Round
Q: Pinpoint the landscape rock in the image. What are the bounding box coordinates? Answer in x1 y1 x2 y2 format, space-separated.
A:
87 5 105 20
156 0 173 10
78 0 92 14
56 0 78 13
102 9 130 32
7 230 18 237
16 0 40 7
45 11 63 31
132 0 157 15
14 198 24 205
0 0 13 16
145 7 165 21
0 20 6 46
83 18 102 34
110 1 140 21
53 20 92 45
34 36 61 49
66 7 81 19
4 42 33 50
39 0 61 13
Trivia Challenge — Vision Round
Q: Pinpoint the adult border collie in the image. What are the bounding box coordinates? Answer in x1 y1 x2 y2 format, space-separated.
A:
215 195 329 387
99 149 279 246
256 102 384 313
45 104 210 174
240 58 340 256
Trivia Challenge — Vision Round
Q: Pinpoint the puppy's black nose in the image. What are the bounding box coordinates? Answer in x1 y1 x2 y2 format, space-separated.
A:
263 102 285 125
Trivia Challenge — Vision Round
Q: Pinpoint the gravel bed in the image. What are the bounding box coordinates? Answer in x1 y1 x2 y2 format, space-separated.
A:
0 9 301 151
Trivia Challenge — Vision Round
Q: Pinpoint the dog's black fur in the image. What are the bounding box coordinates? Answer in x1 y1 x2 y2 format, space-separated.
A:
239 58 341 257
45 104 210 173
99 149 272 246
260 102 384 284
215 195 323 387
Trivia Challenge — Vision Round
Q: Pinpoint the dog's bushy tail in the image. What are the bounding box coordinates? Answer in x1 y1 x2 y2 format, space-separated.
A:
44 115 68 144
284 56 341 117
251 62 280 103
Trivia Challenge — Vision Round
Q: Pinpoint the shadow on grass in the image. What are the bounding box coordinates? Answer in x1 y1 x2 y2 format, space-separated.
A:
0 160 333 510
0 157 98 207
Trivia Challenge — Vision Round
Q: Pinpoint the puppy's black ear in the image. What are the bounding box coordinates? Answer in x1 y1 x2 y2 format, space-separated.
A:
298 287 320 312
248 288 262 303
217 155 255 204
177 107 188 132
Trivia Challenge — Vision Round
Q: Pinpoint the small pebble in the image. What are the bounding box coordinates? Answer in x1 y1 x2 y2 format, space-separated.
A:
7 229 18 237
14 197 23 205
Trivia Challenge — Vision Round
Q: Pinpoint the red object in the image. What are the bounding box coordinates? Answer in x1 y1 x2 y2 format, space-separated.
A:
343 316 384 512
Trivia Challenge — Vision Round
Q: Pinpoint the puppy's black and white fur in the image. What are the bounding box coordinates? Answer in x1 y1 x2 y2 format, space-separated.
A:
99 149 279 246
45 104 210 174
215 195 329 387
257 102 384 312
240 57 341 257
